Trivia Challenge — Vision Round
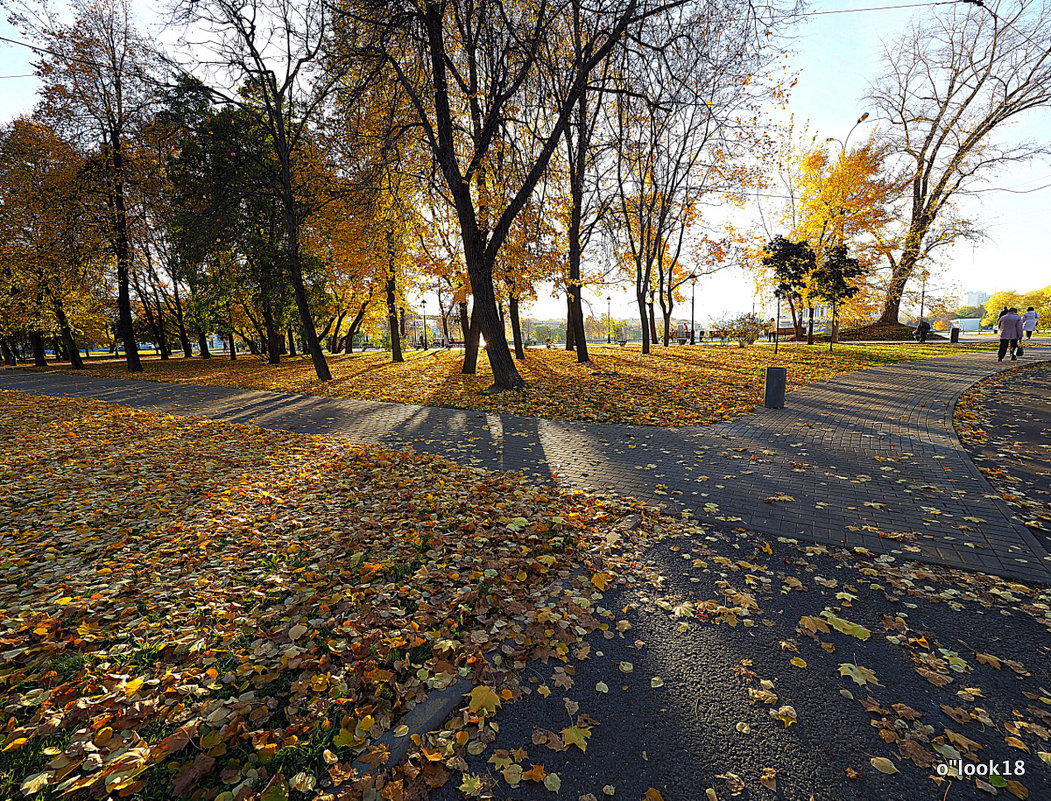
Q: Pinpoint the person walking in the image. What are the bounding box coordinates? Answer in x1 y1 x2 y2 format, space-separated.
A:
1021 306 1039 339
997 306 1009 321
997 307 1023 361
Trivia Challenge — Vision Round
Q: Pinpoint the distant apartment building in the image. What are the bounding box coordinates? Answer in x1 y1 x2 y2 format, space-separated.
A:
963 290 990 307
773 304 832 333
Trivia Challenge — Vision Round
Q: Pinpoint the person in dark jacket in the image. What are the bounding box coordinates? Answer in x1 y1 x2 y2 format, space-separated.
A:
997 307 1023 361
914 318 931 343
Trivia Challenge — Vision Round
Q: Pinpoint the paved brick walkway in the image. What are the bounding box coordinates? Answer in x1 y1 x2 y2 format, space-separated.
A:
4 350 1050 583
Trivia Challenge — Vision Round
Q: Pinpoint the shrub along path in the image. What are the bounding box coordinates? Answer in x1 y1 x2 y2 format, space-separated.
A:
3 349 1050 583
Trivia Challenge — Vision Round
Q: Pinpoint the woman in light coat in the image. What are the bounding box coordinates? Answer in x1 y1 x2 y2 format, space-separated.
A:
1021 306 1039 339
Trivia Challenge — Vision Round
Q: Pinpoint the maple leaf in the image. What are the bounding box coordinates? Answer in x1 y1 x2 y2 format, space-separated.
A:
798 615 830 634
522 764 547 782
821 611 871 640
561 726 591 752
591 572 612 590
458 774 484 796
467 685 501 716
839 663 879 686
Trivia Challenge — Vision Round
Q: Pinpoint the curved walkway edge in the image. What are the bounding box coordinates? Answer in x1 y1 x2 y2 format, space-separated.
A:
3 351 1050 584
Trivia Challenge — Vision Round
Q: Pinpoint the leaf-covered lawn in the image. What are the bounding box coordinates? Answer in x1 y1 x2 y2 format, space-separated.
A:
37 343 992 426
0 391 647 799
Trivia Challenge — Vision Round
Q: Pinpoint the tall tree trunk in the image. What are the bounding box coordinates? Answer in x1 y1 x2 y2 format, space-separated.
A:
565 124 590 361
198 332 211 359
437 290 450 342
509 294 525 360
287 327 297 357
662 311 672 347
141 249 169 360
385 266 404 363
648 298 658 345
638 295 651 355
29 331 47 366
807 305 815 345
458 300 469 343
52 298 84 369
261 298 282 364
153 287 170 360
467 255 522 389
344 300 369 354
566 277 589 362
328 311 346 353
281 199 330 380
462 311 482 372
0 338 16 366
879 251 916 325
107 138 141 372
135 279 168 361
227 303 237 360
787 295 804 340
172 281 193 357
566 296 576 350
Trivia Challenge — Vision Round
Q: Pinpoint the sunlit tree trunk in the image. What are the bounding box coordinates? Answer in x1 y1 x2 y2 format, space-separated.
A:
52 298 84 369
509 294 525 360
385 260 403 363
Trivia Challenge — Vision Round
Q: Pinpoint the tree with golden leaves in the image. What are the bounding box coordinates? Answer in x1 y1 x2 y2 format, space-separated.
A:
11 0 160 371
0 117 108 368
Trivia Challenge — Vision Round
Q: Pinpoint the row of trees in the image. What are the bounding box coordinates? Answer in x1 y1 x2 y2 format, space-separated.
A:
4 0 1051 386
981 287 1051 326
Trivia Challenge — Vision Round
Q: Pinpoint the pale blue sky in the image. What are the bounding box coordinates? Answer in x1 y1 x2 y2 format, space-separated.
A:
2 1 1048 323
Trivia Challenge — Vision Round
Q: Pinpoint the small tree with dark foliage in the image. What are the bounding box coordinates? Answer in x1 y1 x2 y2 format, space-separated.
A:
813 244 864 353
761 236 816 339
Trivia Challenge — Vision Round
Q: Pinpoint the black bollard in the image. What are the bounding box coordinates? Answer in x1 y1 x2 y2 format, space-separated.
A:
764 366 786 409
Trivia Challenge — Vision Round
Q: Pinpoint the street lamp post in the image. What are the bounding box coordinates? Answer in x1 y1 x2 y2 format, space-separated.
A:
607 295 611 343
423 297 428 350
919 274 927 322
824 112 870 154
690 276 697 345
774 292 781 355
